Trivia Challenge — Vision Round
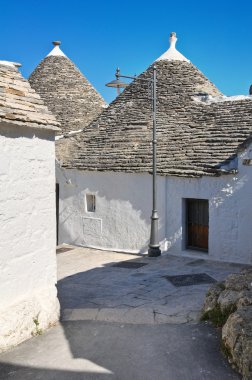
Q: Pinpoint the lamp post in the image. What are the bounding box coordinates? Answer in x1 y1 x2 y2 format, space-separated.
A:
106 66 161 257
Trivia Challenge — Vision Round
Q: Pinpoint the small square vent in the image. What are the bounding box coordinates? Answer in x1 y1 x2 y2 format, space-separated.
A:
164 273 216 287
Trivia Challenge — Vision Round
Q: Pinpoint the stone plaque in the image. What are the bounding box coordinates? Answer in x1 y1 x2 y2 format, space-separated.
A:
82 217 102 237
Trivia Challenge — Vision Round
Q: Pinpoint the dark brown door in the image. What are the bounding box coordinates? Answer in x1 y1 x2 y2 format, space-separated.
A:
187 199 209 251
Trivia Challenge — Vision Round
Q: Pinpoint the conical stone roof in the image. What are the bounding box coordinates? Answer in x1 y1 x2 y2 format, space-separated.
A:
56 33 252 177
29 41 106 135
0 61 59 131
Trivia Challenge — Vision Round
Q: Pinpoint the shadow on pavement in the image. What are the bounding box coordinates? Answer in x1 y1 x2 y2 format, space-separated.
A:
0 320 241 380
0 254 243 380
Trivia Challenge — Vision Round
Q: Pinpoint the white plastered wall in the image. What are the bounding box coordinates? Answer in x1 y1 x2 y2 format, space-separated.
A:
56 167 167 254
57 145 252 264
0 124 59 352
166 147 252 264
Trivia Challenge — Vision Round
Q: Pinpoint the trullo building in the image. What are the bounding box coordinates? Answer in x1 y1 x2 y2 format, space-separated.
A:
0 61 60 351
57 34 252 264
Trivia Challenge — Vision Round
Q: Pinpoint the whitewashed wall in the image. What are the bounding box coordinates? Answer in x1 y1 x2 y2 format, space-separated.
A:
56 167 167 253
57 145 252 264
166 155 252 264
0 124 59 352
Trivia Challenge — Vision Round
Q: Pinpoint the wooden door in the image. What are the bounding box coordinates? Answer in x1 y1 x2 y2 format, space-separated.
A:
187 199 208 251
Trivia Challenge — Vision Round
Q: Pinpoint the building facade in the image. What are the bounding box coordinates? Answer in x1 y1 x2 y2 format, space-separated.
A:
56 151 252 265
54 33 252 264
0 61 60 351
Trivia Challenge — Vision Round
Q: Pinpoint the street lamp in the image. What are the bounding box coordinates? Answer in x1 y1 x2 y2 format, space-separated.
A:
105 68 128 95
106 66 161 257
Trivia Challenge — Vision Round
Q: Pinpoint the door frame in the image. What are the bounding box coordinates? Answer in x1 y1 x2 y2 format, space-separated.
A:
185 198 209 252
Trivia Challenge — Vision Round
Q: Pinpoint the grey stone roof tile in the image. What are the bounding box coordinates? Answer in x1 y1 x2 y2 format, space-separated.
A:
0 62 60 131
56 60 252 177
29 54 107 135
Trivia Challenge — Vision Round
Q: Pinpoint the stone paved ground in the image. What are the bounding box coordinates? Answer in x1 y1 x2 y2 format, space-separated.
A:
58 246 247 325
0 246 246 379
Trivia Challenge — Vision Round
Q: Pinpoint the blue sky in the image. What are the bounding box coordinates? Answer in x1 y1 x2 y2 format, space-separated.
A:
1 0 252 103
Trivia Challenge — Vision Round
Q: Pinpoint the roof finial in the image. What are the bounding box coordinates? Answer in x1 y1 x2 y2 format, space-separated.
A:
155 32 189 62
169 32 177 49
47 41 66 57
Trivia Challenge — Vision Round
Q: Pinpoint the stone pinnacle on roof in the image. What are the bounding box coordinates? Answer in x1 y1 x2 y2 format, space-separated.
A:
29 41 107 135
156 32 190 62
47 40 66 57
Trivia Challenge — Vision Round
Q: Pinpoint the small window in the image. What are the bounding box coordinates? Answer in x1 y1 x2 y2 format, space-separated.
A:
86 194 96 212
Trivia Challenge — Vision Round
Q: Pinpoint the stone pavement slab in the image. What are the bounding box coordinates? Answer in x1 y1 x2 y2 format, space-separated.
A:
0 246 247 379
57 246 248 325
0 321 240 380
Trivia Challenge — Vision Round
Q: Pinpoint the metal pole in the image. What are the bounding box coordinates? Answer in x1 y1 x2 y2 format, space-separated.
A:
115 68 121 95
107 66 161 257
148 65 161 257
